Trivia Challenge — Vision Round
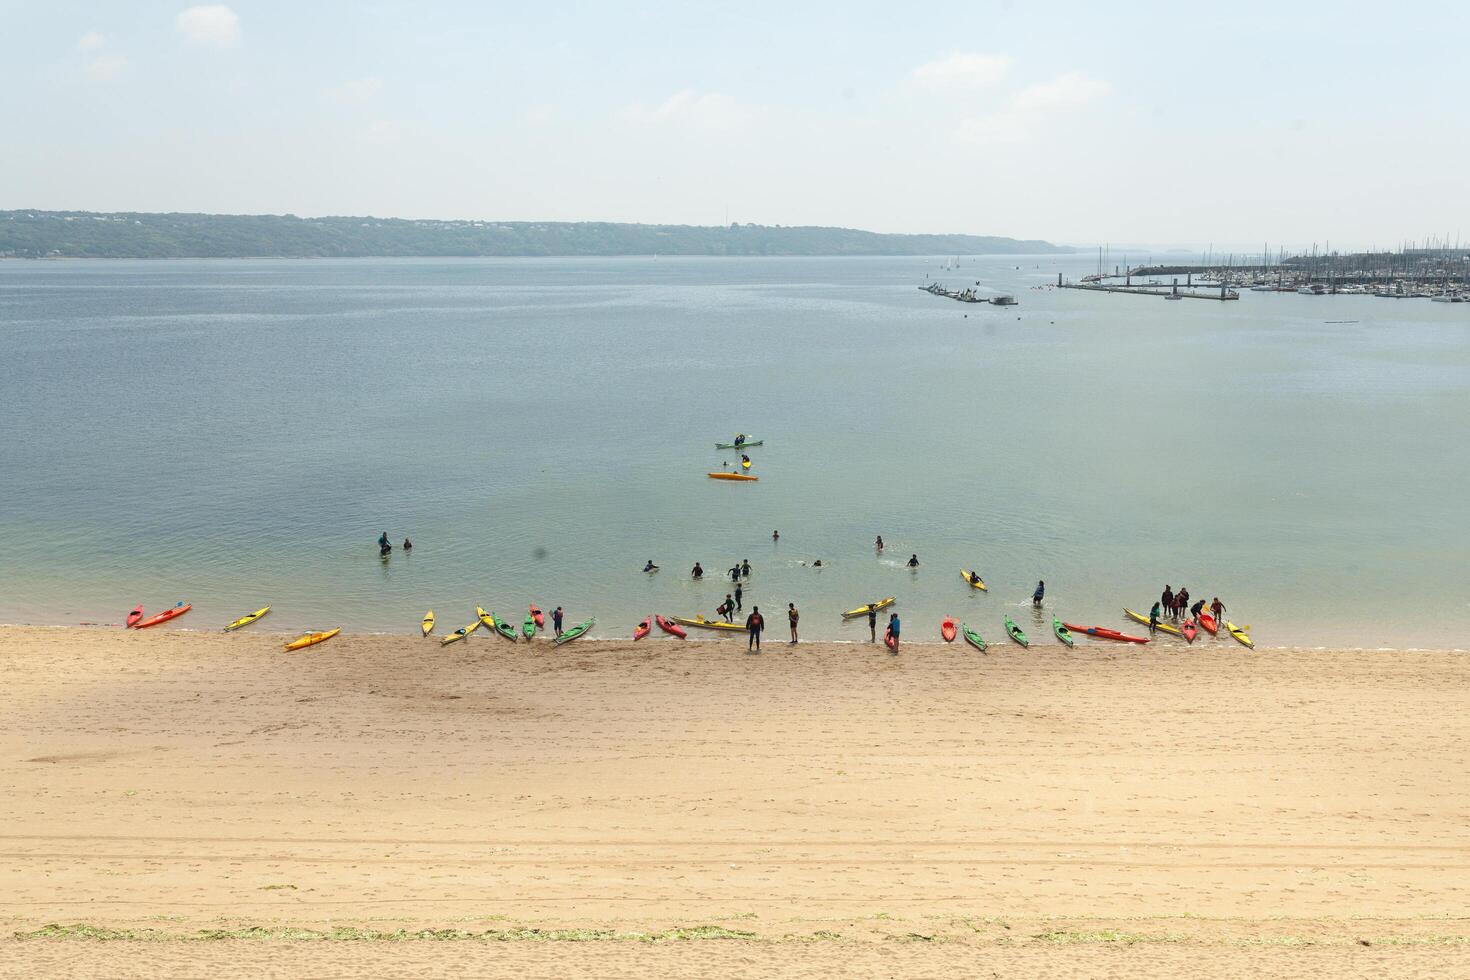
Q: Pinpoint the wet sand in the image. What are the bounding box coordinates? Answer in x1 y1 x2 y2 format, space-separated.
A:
1 625 1467 977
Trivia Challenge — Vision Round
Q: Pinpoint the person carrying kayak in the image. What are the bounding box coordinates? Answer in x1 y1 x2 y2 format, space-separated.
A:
887 612 901 652
643 560 658 572
746 606 764 651
1161 585 1175 618
734 583 743 611
788 603 799 644
907 554 920 567
692 562 703 579
553 606 564 637
1149 601 1162 635
1033 580 1045 607
868 606 878 642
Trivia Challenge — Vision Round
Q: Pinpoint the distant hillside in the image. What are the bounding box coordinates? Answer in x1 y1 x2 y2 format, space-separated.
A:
0 210 1069 259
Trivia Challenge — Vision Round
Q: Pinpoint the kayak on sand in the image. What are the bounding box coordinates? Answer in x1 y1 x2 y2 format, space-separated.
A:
224 606 271 632
941 616 956 642
634 616 652 641
134 603 191 630
1198 610 1219 634
422 610 435 636
285 628 340 651
440 625 471 646
554 618 594 646
1225 620 1255 649
125 605 144 628
1062 623 1149 644
961 623 987 652
1005 615 1029 648
671 615 745 632
1181 619 1198 643
1052 617 1075 647
655 614 687 638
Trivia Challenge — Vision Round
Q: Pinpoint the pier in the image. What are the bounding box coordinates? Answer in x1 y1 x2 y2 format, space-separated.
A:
1057 274 1240 301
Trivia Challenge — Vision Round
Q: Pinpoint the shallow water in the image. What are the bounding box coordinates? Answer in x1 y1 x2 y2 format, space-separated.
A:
2 255 1467 646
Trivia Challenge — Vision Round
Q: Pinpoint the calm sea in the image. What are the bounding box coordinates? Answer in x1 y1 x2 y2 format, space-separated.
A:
2 255 1467 647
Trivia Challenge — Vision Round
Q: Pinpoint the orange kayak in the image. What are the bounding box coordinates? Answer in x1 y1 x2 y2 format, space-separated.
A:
133 603 191 629
284 628 341 652
655 614 687 638
633 616 651 641
707 472 758 482
941 617 957 642
1198 611 1219 634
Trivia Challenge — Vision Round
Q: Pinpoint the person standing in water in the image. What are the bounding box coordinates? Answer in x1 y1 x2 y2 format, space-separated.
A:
875 535 884 552
1177 587 1190 619
868 606 878 642
1033 580 1045 607
734 583 743 611
552 606 564 638
907 554 920 567
746 606 764 652
402 537 412 553
692 562 703 580
1149 601 1162 635
772 530 779 542
742 559 752 578
1211 596 1226 623
377 531 390 550
1161 585 1175 618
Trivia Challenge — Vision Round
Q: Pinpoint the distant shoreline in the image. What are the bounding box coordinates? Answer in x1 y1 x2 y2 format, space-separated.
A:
0 209 1072 260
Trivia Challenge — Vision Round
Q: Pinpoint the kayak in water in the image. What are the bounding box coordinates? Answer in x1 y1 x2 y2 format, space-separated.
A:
962 623 987 652
224 606 271 632
1181 619 1198 643
633 616 651 641
125 605 144 628
959 569 987 591
1063 623 1148 644
1052 618 1075 647
655 614 687 638
941 616 957 642
1225 620 1255 649
842 597 895 619
530 604 545 628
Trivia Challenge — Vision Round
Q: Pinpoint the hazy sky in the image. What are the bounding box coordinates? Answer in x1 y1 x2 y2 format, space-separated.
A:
5 1 1468 247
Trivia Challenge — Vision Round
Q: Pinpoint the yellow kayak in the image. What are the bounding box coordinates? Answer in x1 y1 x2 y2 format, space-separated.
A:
842 597 896 619
476 606 495 631
284 627 341 652
441 625 473 646
1124 608 1182 637
421 610 435 636
224 605 271 632
671 615 746 632
708 472 758 481
959 569 987 591
1225 621 1255 649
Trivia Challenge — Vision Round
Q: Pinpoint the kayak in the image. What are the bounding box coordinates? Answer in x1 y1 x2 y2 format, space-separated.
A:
476 606 495 633
671 615 745 632
285 627 340 651
494 619 518 642
1004 615 1029 648
422 610 435 636
1052 618 1075 647
1197 610 1219 635
959 569 988 591
522 613 536 639
440 625 471 647
224 606 271 632
1124 608 1183 638
1063 623 1149 644
634 616 651 641
842 597 895 619
941 617 957 642
1181 619 1198 643
530 604 545 628
125 605 144 628
655 614 687 638
1225 620 1255 649
961 623 987 652
554 618 594 646
884 626 898 651
134 603 191 630
708 472 758 482
715 440 763 449
741 459 751 470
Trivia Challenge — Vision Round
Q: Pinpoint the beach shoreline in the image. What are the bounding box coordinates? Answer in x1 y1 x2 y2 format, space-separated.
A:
2 626 1466 977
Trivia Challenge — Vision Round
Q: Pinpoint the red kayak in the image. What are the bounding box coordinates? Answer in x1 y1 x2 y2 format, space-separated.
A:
1181 619 1198 643
633 616 652 641
133 603 191 630
655 614 687 639
1062 622 1150 644
125 605 144 628
530 604 545 629
884 626 898 651
941 617 956 642
1197 611 1219 635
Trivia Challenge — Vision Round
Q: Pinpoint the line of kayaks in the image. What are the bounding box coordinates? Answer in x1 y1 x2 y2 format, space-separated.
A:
1124 608 1254 648
430 604 594 648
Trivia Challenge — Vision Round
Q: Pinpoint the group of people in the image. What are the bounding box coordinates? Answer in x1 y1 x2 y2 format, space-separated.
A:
690 559 753 582
1149 585 1227 631
376 531 411 558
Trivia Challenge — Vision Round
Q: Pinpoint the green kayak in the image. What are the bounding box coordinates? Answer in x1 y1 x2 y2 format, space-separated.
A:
522 614 536 639
1005 615 1029 648
554 618 595 646
493 618 517 642
715 440 763 449
1052 617 1074 647
961 623 987 652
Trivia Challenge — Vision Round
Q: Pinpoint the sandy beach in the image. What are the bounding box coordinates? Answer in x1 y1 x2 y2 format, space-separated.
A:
1 624 1467 978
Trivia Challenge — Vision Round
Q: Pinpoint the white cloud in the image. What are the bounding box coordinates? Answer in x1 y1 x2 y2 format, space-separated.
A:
322 77 383 105
176 5 240 46
85 54 129 82
621 90 754 131
76 31 106 52
912 53 1014 90
363 119 399 143
959 71 1110 143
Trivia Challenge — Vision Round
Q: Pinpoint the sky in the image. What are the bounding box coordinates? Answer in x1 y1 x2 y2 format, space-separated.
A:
3 0 1468 248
